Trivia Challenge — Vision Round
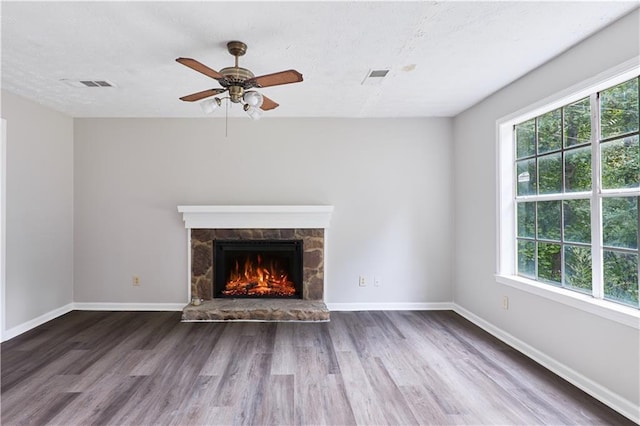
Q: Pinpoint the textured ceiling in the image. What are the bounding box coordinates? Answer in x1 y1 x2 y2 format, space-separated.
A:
1 1 638 118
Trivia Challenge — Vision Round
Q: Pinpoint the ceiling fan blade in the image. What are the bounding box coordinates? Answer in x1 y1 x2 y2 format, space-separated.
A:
179 88 227 102
260 95 279 111
249 70 303 88
176 57 225 80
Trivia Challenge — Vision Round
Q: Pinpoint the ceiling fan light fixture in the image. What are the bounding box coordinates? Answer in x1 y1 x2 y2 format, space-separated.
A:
243 90 264 107
178 41 303 117
244 104 263 120
200 97 221 114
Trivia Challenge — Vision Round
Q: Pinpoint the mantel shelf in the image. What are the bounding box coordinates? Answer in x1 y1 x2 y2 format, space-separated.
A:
177 205 334 229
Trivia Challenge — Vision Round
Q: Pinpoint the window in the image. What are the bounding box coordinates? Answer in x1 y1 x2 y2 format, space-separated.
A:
497 62 640 326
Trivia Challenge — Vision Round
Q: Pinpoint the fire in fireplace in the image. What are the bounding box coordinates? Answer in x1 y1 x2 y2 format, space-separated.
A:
213 240 303 298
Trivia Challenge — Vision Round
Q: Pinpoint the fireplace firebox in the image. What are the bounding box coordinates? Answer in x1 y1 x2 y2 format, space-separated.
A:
213 240 303 299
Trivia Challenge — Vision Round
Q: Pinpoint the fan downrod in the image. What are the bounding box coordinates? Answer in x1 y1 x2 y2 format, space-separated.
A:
227 41 247 57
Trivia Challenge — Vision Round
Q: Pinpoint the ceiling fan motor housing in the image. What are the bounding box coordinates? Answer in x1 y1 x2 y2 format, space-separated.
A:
219 67 255 102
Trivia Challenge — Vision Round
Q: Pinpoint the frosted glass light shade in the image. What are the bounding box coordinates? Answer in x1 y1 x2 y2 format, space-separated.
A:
243 91 264 107
244 105 263 120
201 98 221 114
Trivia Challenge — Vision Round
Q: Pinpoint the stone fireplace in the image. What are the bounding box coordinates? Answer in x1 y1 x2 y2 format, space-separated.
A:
178 205 333 321
190 228 324 301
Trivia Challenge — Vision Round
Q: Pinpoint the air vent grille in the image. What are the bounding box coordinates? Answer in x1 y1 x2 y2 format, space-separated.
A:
368 70 389 78
61 79 116 88
361 69 390 86
80 80 113 87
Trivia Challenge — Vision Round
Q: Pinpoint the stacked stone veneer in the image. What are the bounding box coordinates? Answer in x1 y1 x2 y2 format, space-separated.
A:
191 228 324 301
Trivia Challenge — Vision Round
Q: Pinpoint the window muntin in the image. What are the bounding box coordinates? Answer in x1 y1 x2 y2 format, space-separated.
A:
514 77 639 309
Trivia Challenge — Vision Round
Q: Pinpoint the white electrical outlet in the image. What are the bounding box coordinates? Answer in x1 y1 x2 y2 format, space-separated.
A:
133 275 141 286
502 296 509 310
359 276 367 287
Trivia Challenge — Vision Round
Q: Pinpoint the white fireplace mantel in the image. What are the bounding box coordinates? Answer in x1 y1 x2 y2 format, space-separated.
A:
177 205 334 229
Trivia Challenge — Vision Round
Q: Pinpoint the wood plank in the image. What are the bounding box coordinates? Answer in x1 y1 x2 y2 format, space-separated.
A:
400 384 454 425
320 373 358 425
256 374 295 425
1 374 79 424
361 356 419 425
210 335 259 407
334 350 389 425
232 352 273 425
168 375 225 425
199 323 243 376
270 322 295 375
293 346 328 425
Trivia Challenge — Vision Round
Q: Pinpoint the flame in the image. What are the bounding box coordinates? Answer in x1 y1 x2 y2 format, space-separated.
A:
222 254 296 297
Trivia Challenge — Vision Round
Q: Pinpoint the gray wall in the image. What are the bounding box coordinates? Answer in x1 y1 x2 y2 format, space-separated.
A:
452 9 639 410
73 118 453 305
1 91 74 331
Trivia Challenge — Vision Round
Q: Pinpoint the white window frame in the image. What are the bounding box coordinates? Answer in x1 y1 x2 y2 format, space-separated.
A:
496 58 640 329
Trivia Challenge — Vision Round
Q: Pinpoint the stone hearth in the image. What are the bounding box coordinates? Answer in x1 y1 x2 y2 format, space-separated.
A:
182 299 330 322
178 205 334 322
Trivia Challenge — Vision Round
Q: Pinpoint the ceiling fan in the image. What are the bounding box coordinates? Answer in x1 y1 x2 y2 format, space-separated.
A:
176 41 303 119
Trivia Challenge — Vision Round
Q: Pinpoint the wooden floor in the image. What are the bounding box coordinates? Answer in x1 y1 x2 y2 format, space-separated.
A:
1 310 634 425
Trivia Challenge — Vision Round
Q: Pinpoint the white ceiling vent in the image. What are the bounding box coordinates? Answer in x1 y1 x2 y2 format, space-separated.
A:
61 79 116 88
361 69 390 86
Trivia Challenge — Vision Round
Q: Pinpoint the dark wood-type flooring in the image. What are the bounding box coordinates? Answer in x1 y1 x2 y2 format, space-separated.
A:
1 310 634 425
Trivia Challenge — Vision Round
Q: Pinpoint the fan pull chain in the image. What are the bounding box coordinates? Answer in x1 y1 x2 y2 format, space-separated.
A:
225 98 229 138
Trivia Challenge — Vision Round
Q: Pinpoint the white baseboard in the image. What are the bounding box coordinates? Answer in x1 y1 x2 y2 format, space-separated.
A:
73 302 185 311
2 303 74 342
327 302 453 311
452 303 640 425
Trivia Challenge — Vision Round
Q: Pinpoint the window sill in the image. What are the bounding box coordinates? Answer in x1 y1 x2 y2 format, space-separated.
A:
496 274 640 329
